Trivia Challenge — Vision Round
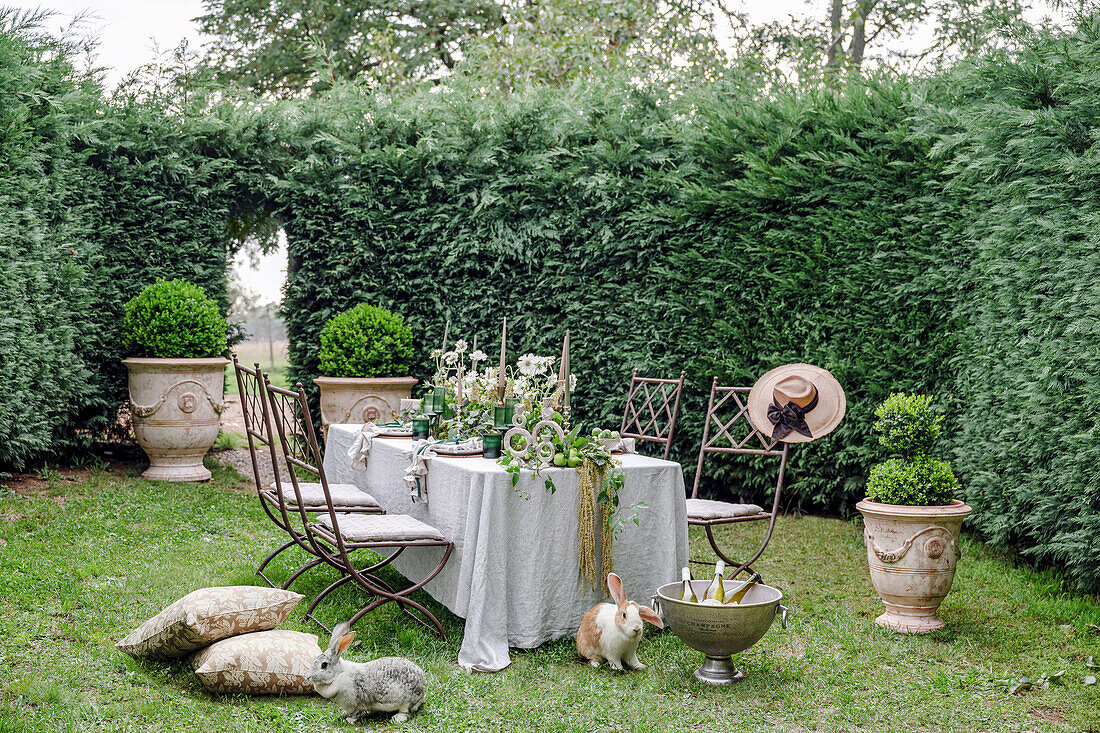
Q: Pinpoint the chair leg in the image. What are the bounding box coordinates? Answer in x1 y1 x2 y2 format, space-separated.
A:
690 525 758 580
281 557 325 590
345 544 454 640
255 538 298 587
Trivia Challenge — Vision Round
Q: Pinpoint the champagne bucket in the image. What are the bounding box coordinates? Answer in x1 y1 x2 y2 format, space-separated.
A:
653 581 788 685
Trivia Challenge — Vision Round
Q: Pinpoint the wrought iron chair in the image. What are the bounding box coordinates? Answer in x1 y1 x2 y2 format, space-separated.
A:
231 355 383 590
688 378 790 579
264 378 454 638
619 370 686 460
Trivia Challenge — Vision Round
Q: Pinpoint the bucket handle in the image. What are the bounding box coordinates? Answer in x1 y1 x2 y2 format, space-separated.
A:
650 595 663 622
776 604 789 630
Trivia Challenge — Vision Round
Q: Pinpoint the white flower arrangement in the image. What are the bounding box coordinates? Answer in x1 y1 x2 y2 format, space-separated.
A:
425 345 573 439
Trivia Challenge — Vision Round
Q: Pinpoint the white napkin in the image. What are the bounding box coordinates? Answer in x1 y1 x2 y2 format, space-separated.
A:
348 423 387 471
403 439 438 503
402 437 483 503
599 437 637 454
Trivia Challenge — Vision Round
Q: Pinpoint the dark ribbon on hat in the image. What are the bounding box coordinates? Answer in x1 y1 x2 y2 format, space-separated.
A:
767 392 819 441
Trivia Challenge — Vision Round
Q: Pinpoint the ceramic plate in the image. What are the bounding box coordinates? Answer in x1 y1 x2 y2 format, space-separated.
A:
432 446 483 457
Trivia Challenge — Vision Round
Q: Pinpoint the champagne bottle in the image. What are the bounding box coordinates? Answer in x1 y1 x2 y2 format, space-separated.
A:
702 560 726 603
678 567 698 603
723 573 761 605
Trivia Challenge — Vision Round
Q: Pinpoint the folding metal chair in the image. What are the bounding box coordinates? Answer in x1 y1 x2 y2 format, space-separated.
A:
619 370 686 460
688 377 790 579
264 378 455 638
231 355 384 590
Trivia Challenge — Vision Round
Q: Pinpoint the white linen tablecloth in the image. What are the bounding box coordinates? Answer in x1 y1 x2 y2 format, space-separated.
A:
324 424 688 672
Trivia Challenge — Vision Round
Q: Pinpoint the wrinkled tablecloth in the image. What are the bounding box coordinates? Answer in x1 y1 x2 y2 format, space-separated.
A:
324 424 688 672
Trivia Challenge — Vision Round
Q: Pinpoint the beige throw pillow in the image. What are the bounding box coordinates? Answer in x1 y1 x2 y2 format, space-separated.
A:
116 586 303 659
191 630 321 695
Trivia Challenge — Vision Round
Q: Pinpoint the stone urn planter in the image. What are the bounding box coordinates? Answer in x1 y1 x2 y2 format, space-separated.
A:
313 376 418 433
857 500 972 633
123 357 228 482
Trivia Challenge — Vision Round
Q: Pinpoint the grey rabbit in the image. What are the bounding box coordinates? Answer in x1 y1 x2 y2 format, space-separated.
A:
307 621 427 724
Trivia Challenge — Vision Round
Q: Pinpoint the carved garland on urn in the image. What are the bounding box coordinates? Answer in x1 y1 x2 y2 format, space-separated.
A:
865 525 961 564
130 379 225 419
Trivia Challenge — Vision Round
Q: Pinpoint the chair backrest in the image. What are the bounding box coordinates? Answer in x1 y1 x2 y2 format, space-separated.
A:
232 354 280 494
263 379 352 557
619 370 686 460
691 378 789 500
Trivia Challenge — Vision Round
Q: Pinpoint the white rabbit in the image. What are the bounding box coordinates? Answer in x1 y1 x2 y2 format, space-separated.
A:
307 622 426 724
576 572 663 671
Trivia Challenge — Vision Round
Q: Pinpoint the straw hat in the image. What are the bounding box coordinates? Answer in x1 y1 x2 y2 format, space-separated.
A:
747 363 846 444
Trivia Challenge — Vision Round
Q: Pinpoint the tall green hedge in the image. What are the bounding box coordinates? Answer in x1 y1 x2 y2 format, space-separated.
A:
0 15 95 468
4 10 1100 590
278 77 958 516
0 15 276 467
277 28 1100 590
925 21 1100 589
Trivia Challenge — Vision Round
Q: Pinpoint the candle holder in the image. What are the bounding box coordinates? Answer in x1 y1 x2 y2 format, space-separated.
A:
482 433 503 459
412 417 431 440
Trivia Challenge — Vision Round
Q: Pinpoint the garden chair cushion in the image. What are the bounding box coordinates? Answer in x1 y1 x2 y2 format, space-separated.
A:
190 629 321 695
316 512 447 543
276 482 380 509
116 586 303 659
686 498 765 522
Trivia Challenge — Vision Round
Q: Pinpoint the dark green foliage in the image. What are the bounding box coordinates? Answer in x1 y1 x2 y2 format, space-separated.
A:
866 456 959 506
919 18 1100 592
278 75 956 523
0 9 95 469
874 393 943 457
0 14 261 468
317 304 413 378
5 9 1100 590
122 280 228 359
866 393 958 505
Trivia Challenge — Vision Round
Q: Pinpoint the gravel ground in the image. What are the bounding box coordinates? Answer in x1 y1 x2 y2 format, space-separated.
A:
215 395 288 488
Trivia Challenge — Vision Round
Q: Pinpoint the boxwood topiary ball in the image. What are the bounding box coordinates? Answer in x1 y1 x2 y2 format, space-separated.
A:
122 279 227 359
317 304 413 378
865 455 959 506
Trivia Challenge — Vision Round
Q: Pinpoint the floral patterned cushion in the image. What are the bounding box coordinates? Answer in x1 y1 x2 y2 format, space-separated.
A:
116 587 303 659
191 630 321 695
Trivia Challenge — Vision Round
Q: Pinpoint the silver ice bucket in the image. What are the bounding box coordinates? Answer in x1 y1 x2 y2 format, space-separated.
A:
654 580 788 685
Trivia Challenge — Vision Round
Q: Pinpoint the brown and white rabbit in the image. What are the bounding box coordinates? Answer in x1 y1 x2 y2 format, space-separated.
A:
576 572 663 671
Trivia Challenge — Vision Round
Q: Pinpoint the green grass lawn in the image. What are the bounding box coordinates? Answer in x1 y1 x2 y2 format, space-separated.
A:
1 462 1097 732
226 340 289 395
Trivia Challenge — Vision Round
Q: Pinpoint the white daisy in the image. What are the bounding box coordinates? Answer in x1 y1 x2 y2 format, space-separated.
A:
517 354 539 376
444 351 458 365
429 348 442 359
470 349 488 362
454 339 468 354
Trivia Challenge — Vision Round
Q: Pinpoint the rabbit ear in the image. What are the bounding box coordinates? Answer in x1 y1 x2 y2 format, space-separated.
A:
328 622 351 652
335 631 356 657
607 573 625 605
636 604 664 629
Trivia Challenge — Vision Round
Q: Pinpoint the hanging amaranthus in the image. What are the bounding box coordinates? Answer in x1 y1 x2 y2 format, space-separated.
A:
579 458 615 593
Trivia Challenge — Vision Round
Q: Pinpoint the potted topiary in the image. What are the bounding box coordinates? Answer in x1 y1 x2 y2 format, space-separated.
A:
312 304 416 434
121 279 229 482
856 393 972 633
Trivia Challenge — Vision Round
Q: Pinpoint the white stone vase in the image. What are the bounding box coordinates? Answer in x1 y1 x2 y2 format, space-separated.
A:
313 376 418 435
123 357 228 482
856 498 972 633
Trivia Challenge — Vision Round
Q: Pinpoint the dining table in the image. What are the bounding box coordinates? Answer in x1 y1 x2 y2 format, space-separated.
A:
323 423 688 672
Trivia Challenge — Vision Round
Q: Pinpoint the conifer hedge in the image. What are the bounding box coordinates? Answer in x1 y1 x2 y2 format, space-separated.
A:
3 11 1099 590
0 14 273 466
278 78 958 518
